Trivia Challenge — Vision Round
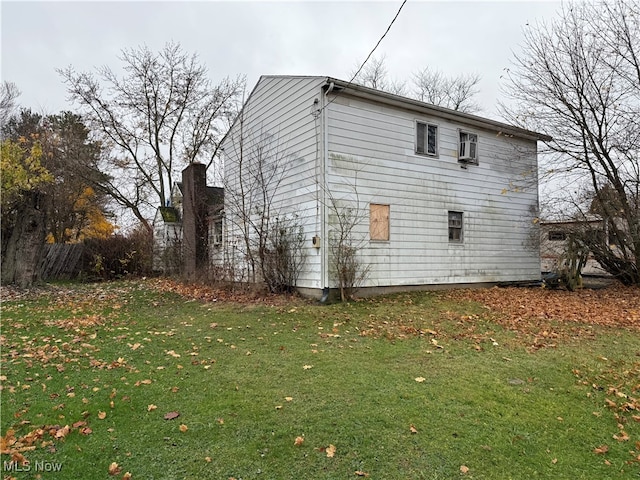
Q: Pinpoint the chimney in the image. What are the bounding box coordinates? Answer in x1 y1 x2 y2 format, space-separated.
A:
182 163 208 279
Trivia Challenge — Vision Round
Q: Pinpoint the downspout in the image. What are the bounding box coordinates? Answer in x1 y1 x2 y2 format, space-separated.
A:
320 82 334 302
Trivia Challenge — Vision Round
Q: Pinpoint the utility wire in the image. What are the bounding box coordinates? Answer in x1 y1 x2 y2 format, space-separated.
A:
321 0 408 112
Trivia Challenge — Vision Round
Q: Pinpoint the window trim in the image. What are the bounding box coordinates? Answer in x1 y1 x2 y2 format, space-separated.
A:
448 211 463 243
415 121 439 157
458 130 479 165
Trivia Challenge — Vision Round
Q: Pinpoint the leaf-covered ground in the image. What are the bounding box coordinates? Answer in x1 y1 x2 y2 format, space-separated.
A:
450 283 640 330
1 280 639 479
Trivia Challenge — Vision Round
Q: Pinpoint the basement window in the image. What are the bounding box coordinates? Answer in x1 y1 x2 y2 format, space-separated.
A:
416 121 438 156
448 211 463 242
370 204 390 241
548 231 566 241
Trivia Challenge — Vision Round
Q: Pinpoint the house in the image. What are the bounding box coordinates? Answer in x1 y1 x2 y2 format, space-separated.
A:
218 76 551 298
152 163 224 275
540 218 616 276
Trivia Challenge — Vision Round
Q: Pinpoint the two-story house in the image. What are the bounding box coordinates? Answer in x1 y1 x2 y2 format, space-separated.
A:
219 76 550 298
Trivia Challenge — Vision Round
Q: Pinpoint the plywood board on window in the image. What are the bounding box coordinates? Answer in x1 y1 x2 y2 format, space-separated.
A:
370 204 390 241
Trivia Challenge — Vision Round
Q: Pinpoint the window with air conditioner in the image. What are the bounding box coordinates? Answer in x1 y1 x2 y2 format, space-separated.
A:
458 131 478 164
416 121 438 156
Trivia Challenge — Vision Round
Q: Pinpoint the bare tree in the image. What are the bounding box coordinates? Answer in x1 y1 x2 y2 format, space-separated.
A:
60 42 244 232
350 56 481 112
327 186 370 301
501 0 640 285
223 112 306 292
351 55 407 96
412 67 481 113
0 81 20 131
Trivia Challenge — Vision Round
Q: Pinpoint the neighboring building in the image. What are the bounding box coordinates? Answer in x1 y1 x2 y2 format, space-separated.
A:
218 76 551 298
152 205 182 273
540 218 616 276
152 164 224 274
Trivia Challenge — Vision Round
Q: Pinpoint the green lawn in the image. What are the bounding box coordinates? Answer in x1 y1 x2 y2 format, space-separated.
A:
1 280 638 479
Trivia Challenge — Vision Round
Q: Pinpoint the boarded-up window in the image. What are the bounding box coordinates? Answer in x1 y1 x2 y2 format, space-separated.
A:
370 204 390 241
448 211 463 242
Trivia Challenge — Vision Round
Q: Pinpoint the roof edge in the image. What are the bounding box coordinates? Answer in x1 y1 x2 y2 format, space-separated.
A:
324 77 552 142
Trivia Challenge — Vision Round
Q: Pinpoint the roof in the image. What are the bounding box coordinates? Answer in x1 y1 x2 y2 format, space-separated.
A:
174 182 224 208
226 75 551 143
158 206 180 223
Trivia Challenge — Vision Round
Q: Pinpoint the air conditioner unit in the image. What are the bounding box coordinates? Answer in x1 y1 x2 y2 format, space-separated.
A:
459 140 477 162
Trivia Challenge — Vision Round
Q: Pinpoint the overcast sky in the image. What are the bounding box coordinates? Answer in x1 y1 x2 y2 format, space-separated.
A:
2 0 561 121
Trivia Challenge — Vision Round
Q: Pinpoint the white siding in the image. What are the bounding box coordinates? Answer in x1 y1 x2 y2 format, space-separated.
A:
220 76 325 288
325 95 541 287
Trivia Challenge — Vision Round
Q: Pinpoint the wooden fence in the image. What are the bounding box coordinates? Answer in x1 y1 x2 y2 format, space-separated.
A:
39 244 86 280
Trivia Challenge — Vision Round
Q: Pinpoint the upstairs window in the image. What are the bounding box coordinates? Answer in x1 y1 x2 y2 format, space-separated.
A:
448 211 463 242
459 131 478 164
416 122 438 156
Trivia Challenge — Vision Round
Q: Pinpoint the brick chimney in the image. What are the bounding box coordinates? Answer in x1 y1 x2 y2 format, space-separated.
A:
182 163 208 279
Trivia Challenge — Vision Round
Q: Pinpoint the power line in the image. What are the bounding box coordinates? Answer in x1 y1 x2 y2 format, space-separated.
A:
349 0 408 87
322 0 408 111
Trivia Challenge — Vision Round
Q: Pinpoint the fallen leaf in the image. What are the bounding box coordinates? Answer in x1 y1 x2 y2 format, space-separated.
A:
460 465 469 474
410 424 418 434
217 418 224 425
415 377 426 383
179 424 188 432
613 430 629 442
593 445 609 454
551 458 558 464
354 471 370 477
122 473 132 480
108 462 121 475
98 411 107 420
303 365 313 370
294 436 304 446
147 404 157 412
205 456 212 462
326 444 336 458
285 397 293 402
164 411 180 420
54 425 70 439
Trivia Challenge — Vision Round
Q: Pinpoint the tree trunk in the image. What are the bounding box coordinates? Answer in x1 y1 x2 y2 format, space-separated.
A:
1 191 48 287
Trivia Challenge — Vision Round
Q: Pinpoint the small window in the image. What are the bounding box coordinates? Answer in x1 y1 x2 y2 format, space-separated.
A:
548 231 566 241
459 131 478 164
448 211 463 242
416 122 438 156
210 218 223 247
370 204 390 241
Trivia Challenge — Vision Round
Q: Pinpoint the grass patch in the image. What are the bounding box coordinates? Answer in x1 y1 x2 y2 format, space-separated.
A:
1 280 639 479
